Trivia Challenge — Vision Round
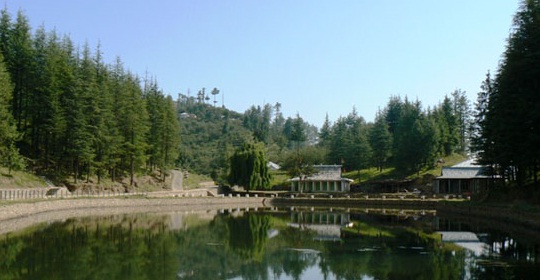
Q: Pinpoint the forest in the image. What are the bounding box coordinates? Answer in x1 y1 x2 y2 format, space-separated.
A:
0 9 180 186
1 0 540 191
177 83 470 187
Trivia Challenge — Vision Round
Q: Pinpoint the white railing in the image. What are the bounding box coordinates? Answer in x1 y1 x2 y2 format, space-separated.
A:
0 188 148 201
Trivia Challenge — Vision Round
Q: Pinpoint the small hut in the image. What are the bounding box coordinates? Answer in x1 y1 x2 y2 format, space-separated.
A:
433 159 495 194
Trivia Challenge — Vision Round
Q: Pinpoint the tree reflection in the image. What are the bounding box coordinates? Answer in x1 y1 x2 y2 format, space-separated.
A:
225 212 272 262
1 210 539 279
0 214 181 279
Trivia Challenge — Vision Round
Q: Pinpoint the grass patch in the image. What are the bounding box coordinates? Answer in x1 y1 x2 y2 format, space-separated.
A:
0 167 48 189
411 153 468 179
342 221 395 238
182 172 213 189
270 170 290 187
344 167 396 184
344 154 468 184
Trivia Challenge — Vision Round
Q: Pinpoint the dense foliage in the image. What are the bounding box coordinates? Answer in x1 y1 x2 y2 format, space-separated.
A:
0 52 23 174
317 93 470 175
176 93 252 181
0 9 180 185
471 0 540 187
228 142 271 191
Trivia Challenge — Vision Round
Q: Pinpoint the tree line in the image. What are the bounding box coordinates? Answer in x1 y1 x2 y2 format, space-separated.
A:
0 8 475 190
237 92 470 178
470 0 540 187
3 1 538 192
0 9 180 186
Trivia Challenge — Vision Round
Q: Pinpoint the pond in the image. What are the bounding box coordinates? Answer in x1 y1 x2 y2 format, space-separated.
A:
1 206 539 279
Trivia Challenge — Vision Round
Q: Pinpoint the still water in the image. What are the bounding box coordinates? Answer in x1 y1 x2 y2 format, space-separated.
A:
1 207 539 280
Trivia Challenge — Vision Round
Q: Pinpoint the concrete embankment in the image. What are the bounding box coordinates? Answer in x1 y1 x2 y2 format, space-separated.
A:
3 196 540 237
271 197 540 234
0 197 266 235
269 197 441 209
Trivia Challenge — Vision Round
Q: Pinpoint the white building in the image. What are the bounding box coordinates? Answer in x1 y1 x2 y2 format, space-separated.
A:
289 165 353 193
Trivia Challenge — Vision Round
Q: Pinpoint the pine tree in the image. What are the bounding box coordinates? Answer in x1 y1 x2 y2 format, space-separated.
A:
393 99 429 173
211 87 219 107
324 109 371 171
47 34 75 175
145 79 180 179
116 71 149 187
438 96 459 156
0 9 12 55
0 52 24 173
161 95 180 173
243 104 272 144
451 89 471 153
91 44 117 184
485 0 540 185
471 71 493 162
369 111 392 172
29 26 50 164
269 102 287 149
5 11 35 145
318 113 332 148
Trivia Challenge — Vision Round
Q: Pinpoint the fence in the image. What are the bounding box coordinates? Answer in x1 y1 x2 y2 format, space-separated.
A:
0 188 148 201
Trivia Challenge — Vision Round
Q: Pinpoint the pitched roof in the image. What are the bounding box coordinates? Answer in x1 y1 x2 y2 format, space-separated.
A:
436 158 492 179
289 165 353 182
438 166 488 179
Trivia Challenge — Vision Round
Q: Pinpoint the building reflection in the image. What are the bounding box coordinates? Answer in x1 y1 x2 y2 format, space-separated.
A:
289 210 350 241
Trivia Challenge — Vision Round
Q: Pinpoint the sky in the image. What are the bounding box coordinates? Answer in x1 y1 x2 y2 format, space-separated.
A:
3 0 519 127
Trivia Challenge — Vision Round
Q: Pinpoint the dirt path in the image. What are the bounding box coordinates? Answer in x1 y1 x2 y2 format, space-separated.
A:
170 169 183 190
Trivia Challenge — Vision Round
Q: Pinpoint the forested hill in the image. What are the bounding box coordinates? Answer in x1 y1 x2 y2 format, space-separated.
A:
176 95 318 182
176 93 251 180
0 9 180 186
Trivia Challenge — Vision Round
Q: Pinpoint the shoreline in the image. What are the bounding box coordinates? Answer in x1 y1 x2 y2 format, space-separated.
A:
2 196 540 236
0 197 266 235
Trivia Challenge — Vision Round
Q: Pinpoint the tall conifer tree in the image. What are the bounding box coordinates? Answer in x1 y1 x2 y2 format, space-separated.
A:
485 0 540 185
0 52 23 173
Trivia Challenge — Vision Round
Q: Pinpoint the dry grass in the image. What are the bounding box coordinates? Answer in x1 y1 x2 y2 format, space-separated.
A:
0 167 48 189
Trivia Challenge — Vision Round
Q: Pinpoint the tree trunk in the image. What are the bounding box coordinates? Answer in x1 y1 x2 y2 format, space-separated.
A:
74 159 78 184
534 159 538 187
130 155 134 187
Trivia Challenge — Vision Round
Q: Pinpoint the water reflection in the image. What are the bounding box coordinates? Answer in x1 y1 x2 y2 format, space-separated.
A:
0 207 539 279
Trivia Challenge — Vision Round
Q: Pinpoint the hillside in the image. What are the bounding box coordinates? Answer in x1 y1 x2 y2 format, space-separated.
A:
344 153 468 193
0 167 48 189
176 96 253 181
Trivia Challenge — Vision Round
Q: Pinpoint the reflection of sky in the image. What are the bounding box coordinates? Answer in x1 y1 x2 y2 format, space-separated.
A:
231 249 380 280
289 223 343 242
454 242 489 256
229 256 378 280
439 231 489 256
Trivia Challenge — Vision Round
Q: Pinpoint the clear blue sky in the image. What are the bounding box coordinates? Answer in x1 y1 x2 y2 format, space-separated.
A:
3 0 519 127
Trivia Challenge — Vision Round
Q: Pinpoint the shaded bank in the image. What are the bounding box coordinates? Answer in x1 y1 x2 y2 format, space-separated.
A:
270 197 441 209
436 203 540 235
2 196 540 237
270 197 540 231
